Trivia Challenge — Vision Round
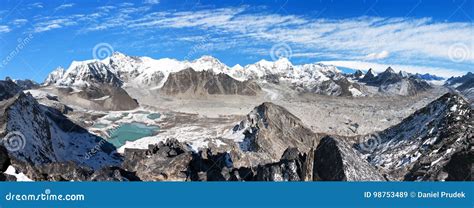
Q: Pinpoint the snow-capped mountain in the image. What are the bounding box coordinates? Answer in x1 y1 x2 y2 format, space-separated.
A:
359 67 431 96
43 52 363 96
43 67 66 86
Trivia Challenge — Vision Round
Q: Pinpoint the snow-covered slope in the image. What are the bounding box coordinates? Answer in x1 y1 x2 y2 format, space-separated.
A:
1 92 121 170
355 93 472 180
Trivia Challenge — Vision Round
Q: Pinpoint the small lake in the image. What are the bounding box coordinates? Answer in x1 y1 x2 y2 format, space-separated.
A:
107 122 160 147
146 113 161 120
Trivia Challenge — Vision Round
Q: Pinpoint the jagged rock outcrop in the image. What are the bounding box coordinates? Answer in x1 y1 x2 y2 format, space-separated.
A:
230 102 320 163
254 147 309 181
352 70 364 79
0 79 22 101
12 79 39 90
355 93 473 181
188 149 233 181
161 68 261 96
314 136 385 181
0 146 10 172
360 68 375 82
89 166 141 181
8 158 138 181
122 139 193 181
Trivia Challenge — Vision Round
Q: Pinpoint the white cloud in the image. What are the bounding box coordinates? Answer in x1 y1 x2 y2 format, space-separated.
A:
320 60 466 78
28 2 43 9
0 25 11 33
365 50 390 60
33 18 77 33
55 3 75 11
144 0 160 5
12 19 28 26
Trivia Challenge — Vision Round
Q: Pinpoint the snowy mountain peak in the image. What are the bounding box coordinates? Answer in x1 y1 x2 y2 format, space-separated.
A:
231 64 243 71
385 67 395 74
399 70 409 78
43 67 66 85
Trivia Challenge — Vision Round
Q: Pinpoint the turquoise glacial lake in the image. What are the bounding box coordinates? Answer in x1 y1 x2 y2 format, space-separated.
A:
107 123 160 147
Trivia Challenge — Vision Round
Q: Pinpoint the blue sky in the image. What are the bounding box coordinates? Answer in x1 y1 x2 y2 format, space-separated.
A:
0 0 473 82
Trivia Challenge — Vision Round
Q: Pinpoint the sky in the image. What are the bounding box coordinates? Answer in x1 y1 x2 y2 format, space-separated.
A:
0 0 473 82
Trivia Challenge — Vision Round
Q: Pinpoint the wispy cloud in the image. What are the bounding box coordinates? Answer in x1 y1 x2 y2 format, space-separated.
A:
34 18 78 33
143 0 160 5
365 50 390 60
28 2 43 9
55 3 75 11
0 25 11 33
12 19 28 27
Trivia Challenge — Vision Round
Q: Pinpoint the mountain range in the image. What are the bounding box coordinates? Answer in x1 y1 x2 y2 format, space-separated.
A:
0 52 472 182
39 52 450 102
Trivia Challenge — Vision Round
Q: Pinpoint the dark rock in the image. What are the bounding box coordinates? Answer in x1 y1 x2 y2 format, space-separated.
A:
161 68 261 96
188 149 233 181
314 136 385 181
255 147 308 181
360 68 375 82
13 79 39 90
0 146 10 172
229 167 255 181
0 173 16 181
0 79 22 101
353 70 364 79
90 166 141 181
10 159 92 181
122 139 193 181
